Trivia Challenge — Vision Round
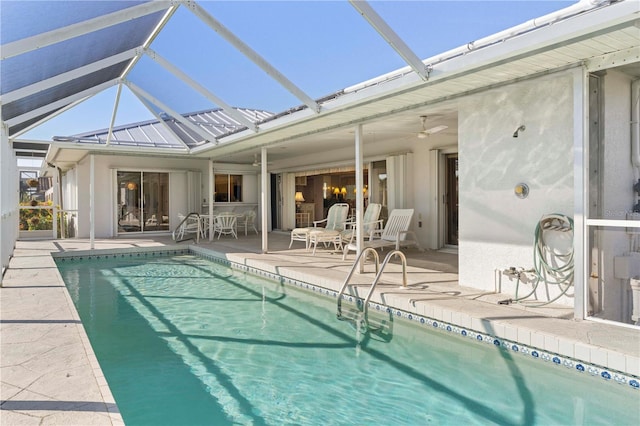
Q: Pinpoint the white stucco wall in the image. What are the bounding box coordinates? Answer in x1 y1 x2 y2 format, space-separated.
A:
71 154 265 238
1 122 19 275
458 72 575 302
74 154 210 238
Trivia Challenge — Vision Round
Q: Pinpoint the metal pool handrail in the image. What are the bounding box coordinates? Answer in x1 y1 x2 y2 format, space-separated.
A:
337 247 380 319
363 250 407 318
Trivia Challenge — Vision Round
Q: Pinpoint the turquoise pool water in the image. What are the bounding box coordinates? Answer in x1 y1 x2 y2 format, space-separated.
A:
57 253 639 425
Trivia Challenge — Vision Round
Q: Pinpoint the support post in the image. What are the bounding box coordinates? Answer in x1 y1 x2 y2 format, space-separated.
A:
90 154 95 250
261 147 268 253
573 66 588 320
355 124 364 264
208 159 214 241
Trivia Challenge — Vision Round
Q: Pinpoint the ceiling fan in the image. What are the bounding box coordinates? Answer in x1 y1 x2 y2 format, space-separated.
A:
417 116 448 139
252 154 272 167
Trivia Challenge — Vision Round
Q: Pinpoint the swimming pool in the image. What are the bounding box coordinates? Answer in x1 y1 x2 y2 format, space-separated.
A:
56 251 639 425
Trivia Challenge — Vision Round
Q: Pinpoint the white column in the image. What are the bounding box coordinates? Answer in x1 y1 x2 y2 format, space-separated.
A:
208 159 214 241
573 66 588 320
355 124 364 258
261 147 268 253
90 154 95 250
52 173 58 239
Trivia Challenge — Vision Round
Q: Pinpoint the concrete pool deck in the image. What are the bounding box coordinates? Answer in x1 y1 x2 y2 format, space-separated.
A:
1 233 639 424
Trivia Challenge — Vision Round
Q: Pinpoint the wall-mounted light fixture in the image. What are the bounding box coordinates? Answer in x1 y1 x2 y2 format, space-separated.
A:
126 182 137 191
514 183 529 199
513 125 526 138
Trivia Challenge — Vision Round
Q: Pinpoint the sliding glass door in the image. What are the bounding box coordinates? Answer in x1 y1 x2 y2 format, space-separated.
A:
117 171 169 233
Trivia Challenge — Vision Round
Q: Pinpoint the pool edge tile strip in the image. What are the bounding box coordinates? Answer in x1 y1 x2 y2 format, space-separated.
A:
53 245 191 261
54 246 639 391
194 249 640 391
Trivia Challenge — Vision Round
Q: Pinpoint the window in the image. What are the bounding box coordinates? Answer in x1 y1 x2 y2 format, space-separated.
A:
214 174 243 202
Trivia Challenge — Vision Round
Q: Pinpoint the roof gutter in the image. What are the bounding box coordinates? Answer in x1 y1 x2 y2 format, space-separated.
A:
345 0 614 94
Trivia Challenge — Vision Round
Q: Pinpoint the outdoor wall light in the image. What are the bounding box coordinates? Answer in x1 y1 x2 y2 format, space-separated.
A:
514 183 529 199
513 125 526 138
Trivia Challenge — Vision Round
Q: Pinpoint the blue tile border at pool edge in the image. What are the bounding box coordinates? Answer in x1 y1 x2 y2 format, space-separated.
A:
54 246 639 391
52 246 191 261
201 252 639 391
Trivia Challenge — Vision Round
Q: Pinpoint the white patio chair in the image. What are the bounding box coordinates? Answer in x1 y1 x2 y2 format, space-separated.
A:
237 210 258 236
213 212 238 239
174 213 201 241
341 203 383 244
342 208 421 260
307 203 350 254
290 203 349 250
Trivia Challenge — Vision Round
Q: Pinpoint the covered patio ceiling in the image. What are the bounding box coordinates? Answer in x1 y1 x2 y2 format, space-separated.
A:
2 1 639 172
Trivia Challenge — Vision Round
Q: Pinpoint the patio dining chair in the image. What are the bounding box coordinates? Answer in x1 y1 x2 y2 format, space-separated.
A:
213 212 238 239
237 210 258 236
174 213 201 241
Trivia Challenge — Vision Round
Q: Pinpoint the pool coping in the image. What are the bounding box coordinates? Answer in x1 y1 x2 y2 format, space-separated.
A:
52 245 640 392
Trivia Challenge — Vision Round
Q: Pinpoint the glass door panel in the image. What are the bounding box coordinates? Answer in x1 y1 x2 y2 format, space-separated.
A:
142 173 169 231
117 172 141 233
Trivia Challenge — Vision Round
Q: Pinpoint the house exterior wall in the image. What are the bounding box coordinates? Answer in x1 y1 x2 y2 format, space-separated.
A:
1 122 19 276
70 154 264 239
74 154 210 238
457 72 575 302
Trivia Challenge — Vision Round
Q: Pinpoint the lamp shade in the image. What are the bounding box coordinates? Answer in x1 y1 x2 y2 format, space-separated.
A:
333 187 340 195
295 191 305 202
340 187 347 195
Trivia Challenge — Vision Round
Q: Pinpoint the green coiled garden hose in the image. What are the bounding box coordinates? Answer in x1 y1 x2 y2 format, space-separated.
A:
512 214 574 307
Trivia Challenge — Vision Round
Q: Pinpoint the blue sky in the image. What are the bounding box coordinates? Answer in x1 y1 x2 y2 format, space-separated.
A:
20 0 573 140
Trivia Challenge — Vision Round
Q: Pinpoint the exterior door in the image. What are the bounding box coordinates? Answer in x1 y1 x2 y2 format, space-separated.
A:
445 154 458 246
117 171 169 233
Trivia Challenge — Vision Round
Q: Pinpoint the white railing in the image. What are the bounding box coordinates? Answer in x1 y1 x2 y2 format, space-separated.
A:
18 205 78 239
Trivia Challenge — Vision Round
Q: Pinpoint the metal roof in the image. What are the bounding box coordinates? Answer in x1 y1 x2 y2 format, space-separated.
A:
59 107 274 150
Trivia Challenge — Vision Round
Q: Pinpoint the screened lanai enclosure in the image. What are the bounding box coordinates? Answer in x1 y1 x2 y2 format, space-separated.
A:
2 0 640 329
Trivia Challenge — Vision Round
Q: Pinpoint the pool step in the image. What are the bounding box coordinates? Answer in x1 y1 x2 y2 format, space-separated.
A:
337 305 394 343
